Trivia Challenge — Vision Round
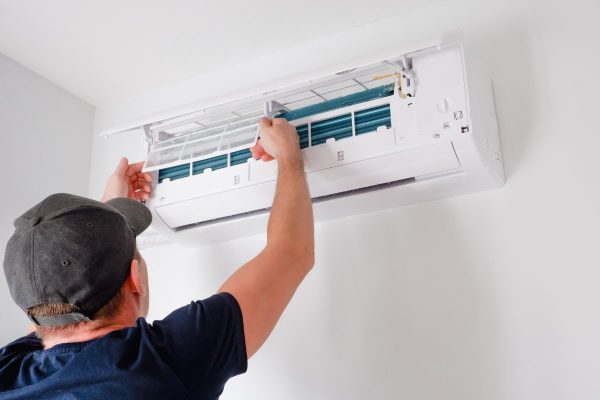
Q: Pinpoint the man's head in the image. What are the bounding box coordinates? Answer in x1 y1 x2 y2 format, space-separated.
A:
2 193 152 339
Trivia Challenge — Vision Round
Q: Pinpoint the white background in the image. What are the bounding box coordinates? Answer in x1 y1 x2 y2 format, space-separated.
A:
1 0 600 399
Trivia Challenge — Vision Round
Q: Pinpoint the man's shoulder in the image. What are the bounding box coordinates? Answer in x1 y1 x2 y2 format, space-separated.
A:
0 333 42 360
0 334 44 393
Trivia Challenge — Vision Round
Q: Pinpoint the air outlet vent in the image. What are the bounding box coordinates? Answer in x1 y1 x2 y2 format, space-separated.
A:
354 104 392 135
158 164 190 183
230 148 253 166
297 124 309 148
192 155 228 175
311 114 353 146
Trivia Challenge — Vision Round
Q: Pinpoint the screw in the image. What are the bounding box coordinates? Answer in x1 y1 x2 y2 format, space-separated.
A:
433 133 441 139
337 151 344 161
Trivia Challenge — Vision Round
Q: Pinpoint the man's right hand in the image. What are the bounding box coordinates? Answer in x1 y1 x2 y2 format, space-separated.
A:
250 118 301 163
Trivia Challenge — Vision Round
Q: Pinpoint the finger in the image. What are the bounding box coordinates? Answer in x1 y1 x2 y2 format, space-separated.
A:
113 157 129 175
258 117 272 132
126 161 145 177
133 180 151 193
127 181 136 196
250 141 266 159
250 147 263 158
136 191 150 201
261 154 275 161
135 179 150 190
129 170 151 183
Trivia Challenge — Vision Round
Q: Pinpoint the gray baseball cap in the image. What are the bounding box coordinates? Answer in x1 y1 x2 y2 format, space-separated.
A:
2 193 152 326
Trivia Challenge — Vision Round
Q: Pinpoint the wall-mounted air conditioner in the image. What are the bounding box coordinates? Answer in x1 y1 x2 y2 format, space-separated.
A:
113 42 504 245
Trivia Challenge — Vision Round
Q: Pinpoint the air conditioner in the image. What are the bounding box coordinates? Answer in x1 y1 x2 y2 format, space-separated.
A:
123 42 504 246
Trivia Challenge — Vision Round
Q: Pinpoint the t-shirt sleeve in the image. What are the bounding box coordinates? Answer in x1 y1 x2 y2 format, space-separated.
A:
149 292 247 393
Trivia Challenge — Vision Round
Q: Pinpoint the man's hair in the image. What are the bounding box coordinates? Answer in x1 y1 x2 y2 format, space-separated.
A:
28 248 141 339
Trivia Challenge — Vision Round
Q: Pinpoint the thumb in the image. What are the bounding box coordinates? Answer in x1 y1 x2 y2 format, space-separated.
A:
114 157 129 175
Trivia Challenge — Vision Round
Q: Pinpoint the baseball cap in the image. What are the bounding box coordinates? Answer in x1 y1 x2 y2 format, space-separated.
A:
2 193 152 326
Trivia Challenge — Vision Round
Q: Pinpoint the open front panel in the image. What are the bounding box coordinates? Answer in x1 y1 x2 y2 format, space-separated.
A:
143 59 401 172
155 96 396 183
155 141 461 229
144 45 472 181
139 43 501 243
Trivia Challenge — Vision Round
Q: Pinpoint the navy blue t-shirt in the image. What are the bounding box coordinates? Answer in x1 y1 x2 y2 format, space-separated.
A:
0 292 247 399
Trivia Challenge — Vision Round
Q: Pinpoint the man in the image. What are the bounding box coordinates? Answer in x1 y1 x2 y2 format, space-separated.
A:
0 118 314 399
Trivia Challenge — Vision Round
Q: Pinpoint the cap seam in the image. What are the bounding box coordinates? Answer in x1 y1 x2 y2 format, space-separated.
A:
43 203 117 222
30 226 40 303
42 222 93 247
35 195 53 219
10 224 34 239
30 196 54 302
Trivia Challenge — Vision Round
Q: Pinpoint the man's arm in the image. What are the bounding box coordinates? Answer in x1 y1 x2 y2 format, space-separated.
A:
219 118 315 358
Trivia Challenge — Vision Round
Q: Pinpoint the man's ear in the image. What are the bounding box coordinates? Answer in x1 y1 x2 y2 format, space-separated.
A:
128 258 147 296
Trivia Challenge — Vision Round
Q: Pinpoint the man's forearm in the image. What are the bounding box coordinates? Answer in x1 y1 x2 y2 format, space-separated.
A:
218 119 315 358
266 156 314 262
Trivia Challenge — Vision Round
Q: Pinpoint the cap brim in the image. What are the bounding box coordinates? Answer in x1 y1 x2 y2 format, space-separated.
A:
105 198 152 236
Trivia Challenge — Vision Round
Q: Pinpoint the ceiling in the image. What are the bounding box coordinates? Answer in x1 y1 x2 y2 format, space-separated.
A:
0 0 440 107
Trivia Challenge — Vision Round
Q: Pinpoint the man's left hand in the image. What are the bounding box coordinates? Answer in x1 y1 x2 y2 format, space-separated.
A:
102 157 153 202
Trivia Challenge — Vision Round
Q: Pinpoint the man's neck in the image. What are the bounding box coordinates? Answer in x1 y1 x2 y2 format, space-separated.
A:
42 321 134 349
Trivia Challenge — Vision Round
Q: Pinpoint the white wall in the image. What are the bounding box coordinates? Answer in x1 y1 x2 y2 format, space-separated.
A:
91 0 600 399
0 53 94 340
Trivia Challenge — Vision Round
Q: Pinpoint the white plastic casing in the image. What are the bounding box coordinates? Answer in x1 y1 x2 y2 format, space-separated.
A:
142 43 504 246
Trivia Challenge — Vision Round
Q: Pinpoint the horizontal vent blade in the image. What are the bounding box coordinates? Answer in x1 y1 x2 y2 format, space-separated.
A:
311 114 352 146
158 163 190 183
354 104 392 135
172 177 416 231
192 155 228 175
230 148 253 166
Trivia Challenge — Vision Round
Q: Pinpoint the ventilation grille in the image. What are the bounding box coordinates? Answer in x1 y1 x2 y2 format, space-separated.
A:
192 154 228 175
297 124 309 149
158 164 190 183
355 104 392 135
311 114 353 146
230 148 253 166
157 103 393 183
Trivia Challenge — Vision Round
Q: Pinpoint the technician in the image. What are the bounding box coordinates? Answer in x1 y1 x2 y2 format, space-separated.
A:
0 118 314 399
